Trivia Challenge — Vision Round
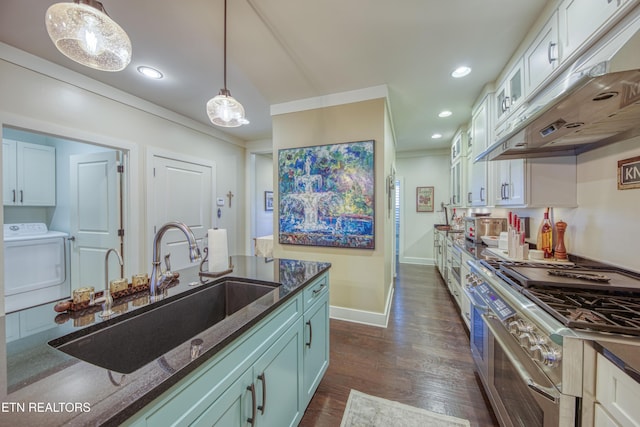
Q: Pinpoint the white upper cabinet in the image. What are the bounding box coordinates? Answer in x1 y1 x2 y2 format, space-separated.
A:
3 139 56 206
492 157 577 208
559 0 639 64
525 11 560 97
469 95 492 207
495 58 525 125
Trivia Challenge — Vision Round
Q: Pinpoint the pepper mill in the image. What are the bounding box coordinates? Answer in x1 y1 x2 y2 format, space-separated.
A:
554 220 567 260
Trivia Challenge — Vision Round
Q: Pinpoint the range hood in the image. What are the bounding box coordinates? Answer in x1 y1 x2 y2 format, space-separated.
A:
477 18 640 162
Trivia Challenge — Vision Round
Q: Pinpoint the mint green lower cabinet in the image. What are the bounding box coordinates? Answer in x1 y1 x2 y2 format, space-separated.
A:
191 369 254 427
192 320 303 427
253 319 303 427
302 288 329 408
122 271 329 427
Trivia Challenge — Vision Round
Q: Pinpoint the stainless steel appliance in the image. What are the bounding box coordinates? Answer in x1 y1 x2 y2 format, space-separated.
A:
465 261 581 427
464 217 507 243
476 15 640 162
465 257 640 427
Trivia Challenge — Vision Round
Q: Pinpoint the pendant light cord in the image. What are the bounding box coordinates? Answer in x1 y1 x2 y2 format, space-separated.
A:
223 0 228 92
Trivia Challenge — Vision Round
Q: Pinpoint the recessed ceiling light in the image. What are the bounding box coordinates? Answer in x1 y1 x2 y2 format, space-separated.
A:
451 66 471 78
137 66 163 79
431 133 443 139
438 110 452 118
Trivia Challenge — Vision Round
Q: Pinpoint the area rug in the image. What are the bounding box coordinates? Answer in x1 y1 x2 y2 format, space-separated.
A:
340 389 471 427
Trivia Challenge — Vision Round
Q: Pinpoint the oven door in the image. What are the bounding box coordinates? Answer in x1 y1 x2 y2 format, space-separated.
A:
465 286 489 384
483 314 575 427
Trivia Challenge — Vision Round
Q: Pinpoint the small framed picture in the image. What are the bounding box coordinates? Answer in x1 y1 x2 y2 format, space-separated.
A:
416 186 434 212
264 191 274 211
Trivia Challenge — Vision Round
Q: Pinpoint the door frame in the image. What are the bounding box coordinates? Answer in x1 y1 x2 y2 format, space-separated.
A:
0 112 141 315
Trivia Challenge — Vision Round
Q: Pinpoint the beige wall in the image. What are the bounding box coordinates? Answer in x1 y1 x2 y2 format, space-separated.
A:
272 98 394 315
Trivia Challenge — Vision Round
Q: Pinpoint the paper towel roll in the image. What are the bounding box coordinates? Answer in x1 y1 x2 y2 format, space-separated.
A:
208 229 229 272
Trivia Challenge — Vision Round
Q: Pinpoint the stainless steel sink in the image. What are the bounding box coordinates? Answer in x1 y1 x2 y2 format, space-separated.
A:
49 280 280 374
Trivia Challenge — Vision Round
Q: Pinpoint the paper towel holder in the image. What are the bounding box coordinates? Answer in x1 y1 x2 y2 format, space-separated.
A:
198 247 234 279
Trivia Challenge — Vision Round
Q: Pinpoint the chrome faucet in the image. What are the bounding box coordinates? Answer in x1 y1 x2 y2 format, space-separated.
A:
102 248 124 318
149 221 201 300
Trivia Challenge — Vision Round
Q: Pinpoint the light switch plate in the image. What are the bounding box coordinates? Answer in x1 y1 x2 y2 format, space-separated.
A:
216 197 225 206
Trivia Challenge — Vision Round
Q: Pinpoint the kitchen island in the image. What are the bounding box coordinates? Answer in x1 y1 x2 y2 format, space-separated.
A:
0 256 330 426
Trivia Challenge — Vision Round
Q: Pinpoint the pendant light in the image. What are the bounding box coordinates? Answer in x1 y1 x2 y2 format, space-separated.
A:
206 0 249 127
45 0 132 72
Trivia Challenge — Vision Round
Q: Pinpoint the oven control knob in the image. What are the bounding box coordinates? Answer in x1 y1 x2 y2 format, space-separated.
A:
532 344 561 367
509 319 533 336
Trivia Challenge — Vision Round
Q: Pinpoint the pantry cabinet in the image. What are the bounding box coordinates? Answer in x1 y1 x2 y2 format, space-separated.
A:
124 272 330 427
2 139 56 206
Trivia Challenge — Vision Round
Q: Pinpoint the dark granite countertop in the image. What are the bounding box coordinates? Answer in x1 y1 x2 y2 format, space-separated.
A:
0 256 330 426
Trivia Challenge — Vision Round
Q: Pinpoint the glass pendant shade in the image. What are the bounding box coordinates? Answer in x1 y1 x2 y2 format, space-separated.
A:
206 89 249 127
45 1 132 72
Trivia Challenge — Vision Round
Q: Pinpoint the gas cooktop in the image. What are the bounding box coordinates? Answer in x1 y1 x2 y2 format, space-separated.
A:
479 259 640 336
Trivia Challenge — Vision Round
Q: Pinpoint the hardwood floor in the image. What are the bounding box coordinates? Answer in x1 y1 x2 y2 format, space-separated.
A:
300 263 499 427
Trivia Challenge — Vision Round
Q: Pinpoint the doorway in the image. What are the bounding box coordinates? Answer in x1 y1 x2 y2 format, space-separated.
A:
2 126 127 309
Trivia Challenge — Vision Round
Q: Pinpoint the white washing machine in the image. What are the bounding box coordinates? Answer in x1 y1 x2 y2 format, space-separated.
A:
4 223 70 313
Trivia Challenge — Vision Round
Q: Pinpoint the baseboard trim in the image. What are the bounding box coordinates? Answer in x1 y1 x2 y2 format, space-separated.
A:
400 256 432 266
329 282 394 328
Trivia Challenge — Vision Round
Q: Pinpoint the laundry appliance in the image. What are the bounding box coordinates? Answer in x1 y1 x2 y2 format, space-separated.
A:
3 223 70 313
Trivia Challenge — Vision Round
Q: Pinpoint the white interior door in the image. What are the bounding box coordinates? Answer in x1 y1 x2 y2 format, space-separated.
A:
151 155 214 271
70 151 122 290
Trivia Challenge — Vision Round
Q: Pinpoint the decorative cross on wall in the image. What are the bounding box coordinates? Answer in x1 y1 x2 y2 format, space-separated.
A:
227 191 234 207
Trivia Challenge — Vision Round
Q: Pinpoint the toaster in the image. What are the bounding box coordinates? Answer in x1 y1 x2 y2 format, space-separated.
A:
464 217 508 242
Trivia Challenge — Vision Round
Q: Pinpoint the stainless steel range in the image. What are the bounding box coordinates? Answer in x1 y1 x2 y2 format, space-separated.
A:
464 257 640 427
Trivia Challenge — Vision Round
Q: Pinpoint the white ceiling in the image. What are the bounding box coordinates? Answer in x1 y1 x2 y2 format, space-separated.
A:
0 0 548 152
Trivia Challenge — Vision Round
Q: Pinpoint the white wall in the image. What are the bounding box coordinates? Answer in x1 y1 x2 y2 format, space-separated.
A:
254 153 273 239
490 138 640 274
560 137 640 272
0 47 247 315
396 149 451 265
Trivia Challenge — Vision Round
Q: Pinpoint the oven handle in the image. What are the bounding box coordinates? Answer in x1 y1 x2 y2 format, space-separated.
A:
482 313 560 404
463 286 488 311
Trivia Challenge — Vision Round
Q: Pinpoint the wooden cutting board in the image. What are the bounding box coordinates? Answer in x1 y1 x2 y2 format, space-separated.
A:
502 265 640 291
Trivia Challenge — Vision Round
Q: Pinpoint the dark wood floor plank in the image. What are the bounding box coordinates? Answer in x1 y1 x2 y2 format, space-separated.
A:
300 263 499 427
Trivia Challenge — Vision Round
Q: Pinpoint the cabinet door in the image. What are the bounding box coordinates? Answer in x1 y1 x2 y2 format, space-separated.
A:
2 139 17 205
495 62 524 124
492 160 510 206
470 99 489 206
254 321 303 427
191 370 254 427
507 159 525 206
302 296 329 407
559 0 631 62
525 11 559 97
451 159 462 206
17 142 56 206
495 159 525 206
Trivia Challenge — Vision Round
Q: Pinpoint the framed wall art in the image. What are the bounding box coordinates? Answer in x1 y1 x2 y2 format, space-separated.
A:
278 140 375 249
264 191 274 211
416 186 434 212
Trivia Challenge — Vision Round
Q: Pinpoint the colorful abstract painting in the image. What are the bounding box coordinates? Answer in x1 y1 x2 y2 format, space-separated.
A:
278 140 375 249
